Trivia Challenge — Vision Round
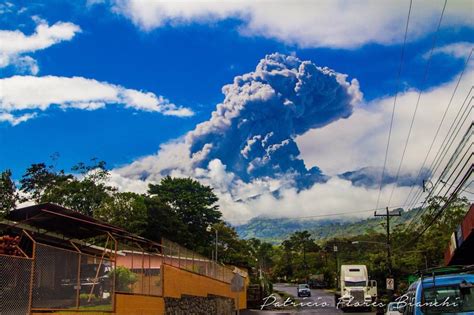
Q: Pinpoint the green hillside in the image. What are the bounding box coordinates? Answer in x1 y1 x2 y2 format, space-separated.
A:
235 208 421 244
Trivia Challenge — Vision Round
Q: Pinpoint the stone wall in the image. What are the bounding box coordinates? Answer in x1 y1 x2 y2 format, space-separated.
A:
164 295 235 315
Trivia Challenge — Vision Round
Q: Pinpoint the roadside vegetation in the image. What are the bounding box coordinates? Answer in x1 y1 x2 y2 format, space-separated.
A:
0 158 470 297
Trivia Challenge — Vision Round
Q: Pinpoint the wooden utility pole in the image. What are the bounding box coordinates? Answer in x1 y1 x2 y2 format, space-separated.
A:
375 207 401 298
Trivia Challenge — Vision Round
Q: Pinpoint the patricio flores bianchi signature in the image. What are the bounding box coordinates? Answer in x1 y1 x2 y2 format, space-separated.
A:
260 294 460 310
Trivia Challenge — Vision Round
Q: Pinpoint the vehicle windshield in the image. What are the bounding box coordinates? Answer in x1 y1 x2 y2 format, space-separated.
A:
298 284 309 289
421 284 474 314
81 264 105 277
345 281 366 287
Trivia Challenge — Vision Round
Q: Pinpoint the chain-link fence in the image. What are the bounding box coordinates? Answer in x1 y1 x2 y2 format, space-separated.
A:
0 254 33 315
162 239 235 284
1 231 237 314
115 246 163 296
32 243 113 311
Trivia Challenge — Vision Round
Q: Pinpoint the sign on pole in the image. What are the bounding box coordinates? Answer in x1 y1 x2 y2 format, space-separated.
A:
386 278 394 290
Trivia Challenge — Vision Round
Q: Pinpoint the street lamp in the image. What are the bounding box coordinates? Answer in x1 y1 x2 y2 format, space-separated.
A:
206 225 218 263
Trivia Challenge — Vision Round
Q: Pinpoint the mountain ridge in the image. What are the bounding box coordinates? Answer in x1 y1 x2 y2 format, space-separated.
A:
234 208 421 244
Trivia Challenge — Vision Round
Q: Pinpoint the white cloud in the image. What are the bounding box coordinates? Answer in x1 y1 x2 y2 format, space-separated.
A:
429 42 474 59
108 57 473 223
296 65 474 178
110 156 414 224
0 112 37 126
0 75 194 124
111 0 473 49
0 18 81 73
11 56 39 75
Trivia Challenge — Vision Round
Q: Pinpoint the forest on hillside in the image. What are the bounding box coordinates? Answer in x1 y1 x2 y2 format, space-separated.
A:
1 159 470 295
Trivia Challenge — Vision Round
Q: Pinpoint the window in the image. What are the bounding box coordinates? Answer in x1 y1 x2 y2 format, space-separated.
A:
421 284 474 314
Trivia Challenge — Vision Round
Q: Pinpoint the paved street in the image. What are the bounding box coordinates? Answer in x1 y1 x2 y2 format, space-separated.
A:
242 284 375 315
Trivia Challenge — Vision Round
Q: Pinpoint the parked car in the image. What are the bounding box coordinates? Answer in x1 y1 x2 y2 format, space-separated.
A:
61 263 112 297
400 266 474 315
297 283 311 297
386 302 403 315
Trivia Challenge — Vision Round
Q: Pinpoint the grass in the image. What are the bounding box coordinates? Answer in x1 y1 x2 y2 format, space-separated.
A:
56 304 113 314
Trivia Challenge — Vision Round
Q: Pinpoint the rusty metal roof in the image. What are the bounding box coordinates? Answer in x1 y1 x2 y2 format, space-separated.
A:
8 203 132 240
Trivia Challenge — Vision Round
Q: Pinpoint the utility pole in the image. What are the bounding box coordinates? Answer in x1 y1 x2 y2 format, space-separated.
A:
375 207 401 299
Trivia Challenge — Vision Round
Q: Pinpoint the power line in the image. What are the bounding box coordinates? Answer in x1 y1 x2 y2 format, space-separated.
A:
392 50 473 208
394 162 473 252
227 202 423 224
403 126 473 235
441 179 474 195
374 0 413 212
407 131 472 232
402 90 473 212
402 93 473 229
409 119 473 216
385 0 449 207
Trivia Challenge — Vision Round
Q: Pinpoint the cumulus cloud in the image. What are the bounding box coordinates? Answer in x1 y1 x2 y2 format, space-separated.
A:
117 53 361 188
0 75 194 124
0 18 81 73
109 0 473 49
297 61 474 185
108 53 473 223
111 158 415 224
106 53 377 222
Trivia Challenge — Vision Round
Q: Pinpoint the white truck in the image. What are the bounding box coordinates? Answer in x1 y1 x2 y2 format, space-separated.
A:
335 265 377 312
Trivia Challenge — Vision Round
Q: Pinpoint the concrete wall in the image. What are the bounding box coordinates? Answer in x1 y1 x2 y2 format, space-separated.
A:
162 264 246 309
164 295 234 315
115 293 165 315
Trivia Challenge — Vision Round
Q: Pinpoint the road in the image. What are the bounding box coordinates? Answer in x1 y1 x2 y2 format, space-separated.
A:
242 283 376 315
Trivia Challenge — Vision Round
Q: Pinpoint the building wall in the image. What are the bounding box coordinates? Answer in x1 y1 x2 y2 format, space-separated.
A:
115 293 165 315
162 264 247 309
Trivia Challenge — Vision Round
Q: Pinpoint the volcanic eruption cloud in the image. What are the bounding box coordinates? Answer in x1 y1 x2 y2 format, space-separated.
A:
115 53 363 220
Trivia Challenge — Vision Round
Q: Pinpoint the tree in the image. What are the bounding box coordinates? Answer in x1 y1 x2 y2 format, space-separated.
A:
19 163 71 202
210 222 254 267
0 170 20 217
94 192 148 235
148 176 221 252
247 238 275 273
142 195 182 243
20 160 116 216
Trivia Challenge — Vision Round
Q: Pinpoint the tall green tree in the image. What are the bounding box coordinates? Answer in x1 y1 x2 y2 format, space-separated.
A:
0 169 20 217
19 163 71 202
94 192 148 235
148 176 221 251
210 222 254 266
20 159 116 216
247 238 276 273
142 195 183 243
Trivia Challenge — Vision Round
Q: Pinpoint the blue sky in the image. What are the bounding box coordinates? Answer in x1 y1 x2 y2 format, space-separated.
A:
1 0 472 221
